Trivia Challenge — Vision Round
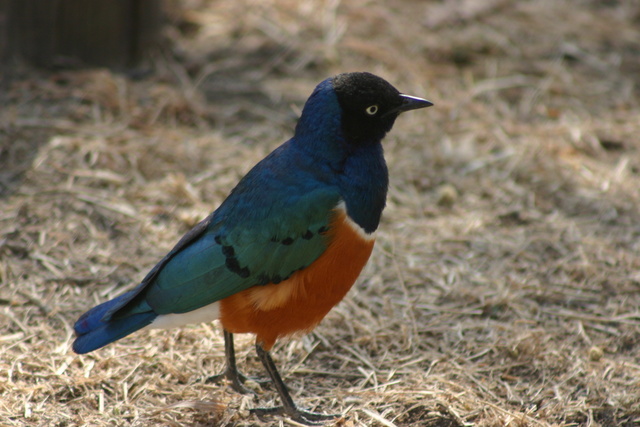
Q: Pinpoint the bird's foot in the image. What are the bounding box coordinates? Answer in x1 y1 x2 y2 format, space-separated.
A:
205 369 270 395
251 405 340 425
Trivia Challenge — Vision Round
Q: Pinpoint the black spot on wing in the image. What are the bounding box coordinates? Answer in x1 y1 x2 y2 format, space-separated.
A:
256 273 287 286
225 256 250 278
256 274 270 286
222 226 325 284
269 234 309 245
222 245 235 258
218 239 250 278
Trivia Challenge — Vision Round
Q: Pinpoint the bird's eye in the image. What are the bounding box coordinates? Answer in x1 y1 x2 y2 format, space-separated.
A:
365 105 379 115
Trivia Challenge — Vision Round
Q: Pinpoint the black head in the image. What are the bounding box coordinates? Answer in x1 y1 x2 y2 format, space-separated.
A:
332 72 432 145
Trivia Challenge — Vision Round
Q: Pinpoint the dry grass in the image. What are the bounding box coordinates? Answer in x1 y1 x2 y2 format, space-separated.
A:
2 0 640 425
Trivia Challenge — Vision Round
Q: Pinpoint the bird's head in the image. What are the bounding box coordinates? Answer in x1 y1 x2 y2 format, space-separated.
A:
295 72 432 159
332 72 432 145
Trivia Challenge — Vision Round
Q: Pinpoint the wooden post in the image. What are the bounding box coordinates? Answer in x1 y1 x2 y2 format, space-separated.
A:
2 0 164 69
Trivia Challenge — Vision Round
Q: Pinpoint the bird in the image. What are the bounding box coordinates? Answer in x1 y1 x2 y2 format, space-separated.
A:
72 72 432 424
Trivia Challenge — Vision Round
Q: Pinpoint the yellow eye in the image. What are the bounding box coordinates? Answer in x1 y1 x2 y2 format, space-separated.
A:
365 105 379 115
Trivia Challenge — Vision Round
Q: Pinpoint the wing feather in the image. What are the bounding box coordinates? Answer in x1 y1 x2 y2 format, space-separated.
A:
135 187 341 315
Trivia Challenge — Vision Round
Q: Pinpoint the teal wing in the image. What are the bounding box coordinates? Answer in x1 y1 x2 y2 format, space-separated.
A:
118 187 341 317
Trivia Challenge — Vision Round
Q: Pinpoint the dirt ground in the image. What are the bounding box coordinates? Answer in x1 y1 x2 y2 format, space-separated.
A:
2 0 640 426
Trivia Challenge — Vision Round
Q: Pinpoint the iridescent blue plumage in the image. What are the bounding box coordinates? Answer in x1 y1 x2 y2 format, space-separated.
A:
72 72 431 424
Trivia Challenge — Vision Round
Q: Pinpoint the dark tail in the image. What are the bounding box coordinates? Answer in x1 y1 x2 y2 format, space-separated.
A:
73 291 156 354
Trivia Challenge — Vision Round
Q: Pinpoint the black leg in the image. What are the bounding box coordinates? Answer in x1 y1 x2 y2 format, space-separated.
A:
206 330 267 394
251 342 340 425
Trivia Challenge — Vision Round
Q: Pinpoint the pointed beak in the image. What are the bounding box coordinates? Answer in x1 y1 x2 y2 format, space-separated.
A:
399 94 434 112
384 94 433 117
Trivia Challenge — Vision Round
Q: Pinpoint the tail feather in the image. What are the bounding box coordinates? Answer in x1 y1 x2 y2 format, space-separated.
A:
73 312 156 354
73 291 157 354
74 291 135 335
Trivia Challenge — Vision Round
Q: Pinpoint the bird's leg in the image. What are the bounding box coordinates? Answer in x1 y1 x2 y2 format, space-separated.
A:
250 342 339 425
206 330 269 394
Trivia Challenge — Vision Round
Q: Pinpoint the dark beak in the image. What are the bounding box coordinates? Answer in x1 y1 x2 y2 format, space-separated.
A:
384 94 433 117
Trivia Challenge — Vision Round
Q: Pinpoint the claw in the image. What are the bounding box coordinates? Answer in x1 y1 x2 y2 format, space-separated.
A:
252 342 341 424
205 330 271 394
212 331 340 424
251 405 340 425
205 369 256 395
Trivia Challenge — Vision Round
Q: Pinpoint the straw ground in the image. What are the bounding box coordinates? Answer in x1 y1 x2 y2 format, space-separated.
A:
1 0 640 425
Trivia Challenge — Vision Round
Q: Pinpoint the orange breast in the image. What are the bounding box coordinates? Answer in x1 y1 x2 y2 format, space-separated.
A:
219 208 375 350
